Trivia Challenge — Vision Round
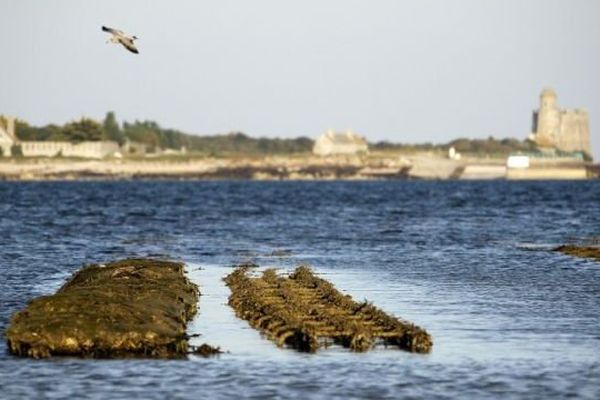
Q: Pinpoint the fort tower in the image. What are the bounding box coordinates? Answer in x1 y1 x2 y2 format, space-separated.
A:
531 88 591 156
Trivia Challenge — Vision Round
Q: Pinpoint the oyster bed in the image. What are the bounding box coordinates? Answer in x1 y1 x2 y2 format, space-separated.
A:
555 245 600 262
6 259 199 359
225 264 432 353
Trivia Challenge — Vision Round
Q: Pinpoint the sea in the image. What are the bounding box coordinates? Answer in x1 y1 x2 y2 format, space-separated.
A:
0 180 599 399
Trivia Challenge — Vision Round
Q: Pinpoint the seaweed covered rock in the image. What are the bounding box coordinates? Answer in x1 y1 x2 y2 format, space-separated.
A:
6 259 199 359
190 343 223 357
555 245 600 262
225 265 432 353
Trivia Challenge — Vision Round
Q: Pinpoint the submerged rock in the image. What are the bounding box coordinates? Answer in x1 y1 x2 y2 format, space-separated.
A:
6 259 199 359
555 245 600 262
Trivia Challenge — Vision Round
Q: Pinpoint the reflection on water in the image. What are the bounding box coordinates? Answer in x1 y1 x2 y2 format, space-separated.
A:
187 264 288 359
1 181 599 399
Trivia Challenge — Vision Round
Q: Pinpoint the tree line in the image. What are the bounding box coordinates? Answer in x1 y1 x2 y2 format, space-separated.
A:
14 112 313 155
372 136 538 155
12 112 537 156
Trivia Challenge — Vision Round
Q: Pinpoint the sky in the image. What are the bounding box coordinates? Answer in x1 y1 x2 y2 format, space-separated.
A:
0 0 599 157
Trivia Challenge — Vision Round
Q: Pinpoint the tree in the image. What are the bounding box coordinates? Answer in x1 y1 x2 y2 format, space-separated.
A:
11 144 23 157
103 112 125 144
62 118 104 142
123 120 161 150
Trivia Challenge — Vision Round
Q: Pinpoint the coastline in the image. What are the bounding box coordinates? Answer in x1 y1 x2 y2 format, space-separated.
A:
0 154 596 181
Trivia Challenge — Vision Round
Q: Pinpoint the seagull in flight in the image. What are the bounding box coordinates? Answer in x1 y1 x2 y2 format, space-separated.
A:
102 26 139 54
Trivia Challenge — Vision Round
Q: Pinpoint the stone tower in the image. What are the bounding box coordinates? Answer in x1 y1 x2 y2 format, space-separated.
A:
534 88 561 147
531 88 591 156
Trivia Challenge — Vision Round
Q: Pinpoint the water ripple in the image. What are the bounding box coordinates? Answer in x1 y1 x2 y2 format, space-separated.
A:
1 181 599 399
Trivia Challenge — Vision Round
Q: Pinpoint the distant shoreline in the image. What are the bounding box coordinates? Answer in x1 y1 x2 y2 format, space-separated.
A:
0 154 597 181
0 157 407 181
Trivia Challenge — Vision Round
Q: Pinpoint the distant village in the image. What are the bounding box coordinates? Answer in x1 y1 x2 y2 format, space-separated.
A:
0 88 596 180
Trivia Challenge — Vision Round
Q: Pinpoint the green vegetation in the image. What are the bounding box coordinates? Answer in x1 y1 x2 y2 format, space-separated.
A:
14 113 538 157
372 136 538 156
121 122 313 155
370 141 439 153
103 111 125 144
15 113 313 155
447 137 537 155
185 133 313 155
10 144 23 157
16 118 104 143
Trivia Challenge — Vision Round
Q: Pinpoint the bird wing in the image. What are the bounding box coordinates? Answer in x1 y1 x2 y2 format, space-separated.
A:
119 38 139 54
102 26 124 36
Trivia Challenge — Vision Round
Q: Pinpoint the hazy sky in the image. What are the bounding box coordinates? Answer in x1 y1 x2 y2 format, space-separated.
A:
1 0 598 157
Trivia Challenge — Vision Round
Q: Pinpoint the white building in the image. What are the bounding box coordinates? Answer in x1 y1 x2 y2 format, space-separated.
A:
448 146 462 160
313 129 368 156
20 141 120 159
1 115 120 159
0 116 16 157
506 155 530 169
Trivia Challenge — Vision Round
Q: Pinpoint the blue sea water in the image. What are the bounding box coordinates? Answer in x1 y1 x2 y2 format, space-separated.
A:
0 180 599 399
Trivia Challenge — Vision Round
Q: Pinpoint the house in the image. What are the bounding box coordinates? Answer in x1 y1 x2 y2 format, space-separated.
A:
313 129 368 156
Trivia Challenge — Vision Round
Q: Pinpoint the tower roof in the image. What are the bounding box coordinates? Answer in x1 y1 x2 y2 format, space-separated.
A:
541 87 557 98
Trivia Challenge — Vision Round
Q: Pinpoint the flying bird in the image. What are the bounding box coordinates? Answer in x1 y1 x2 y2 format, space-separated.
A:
102 26 139 54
